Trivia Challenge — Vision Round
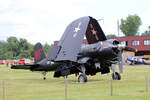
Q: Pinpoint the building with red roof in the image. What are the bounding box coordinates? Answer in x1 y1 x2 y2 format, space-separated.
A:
115 36 150 56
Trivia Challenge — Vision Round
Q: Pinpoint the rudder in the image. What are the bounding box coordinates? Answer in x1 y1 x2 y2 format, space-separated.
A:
34 42 46 63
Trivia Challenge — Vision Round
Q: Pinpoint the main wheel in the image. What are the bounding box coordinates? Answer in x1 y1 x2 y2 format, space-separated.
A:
112 72 121 80
43 77 46 80
78 74 87 83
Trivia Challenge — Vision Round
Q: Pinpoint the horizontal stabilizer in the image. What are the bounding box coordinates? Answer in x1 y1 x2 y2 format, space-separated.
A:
11 64 37 70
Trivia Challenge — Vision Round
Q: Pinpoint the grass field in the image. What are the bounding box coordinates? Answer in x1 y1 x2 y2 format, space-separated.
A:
0 64 150 100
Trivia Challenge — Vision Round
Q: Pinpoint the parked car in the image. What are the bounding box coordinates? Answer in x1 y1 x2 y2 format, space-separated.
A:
0 60 5 64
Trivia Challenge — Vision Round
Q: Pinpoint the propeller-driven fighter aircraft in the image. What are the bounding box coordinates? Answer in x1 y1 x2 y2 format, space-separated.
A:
11 16 136 82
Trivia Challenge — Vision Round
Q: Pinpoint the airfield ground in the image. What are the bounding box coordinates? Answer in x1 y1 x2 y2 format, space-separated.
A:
0 64 150 100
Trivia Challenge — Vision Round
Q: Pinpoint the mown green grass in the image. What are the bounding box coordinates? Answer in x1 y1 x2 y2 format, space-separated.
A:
0 64 150 100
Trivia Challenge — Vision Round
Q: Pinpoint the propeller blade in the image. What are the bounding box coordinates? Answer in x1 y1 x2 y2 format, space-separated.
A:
112 42 137 74
117 43 137 52
111 64 116 73
123 47 137 52
118 51 123 73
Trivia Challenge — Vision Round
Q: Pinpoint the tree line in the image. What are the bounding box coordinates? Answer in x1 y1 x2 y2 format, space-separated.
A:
0 36 52 60
107 14 150 38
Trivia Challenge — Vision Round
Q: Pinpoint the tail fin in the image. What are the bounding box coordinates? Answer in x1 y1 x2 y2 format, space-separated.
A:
34 42 46 63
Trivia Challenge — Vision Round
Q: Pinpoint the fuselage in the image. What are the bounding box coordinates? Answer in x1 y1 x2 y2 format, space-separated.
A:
78 40 119 62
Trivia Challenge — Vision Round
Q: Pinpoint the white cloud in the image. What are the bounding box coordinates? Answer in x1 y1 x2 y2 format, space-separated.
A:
0 0 91 44
0 0 150 44
0 0 12 11
139 11 150 33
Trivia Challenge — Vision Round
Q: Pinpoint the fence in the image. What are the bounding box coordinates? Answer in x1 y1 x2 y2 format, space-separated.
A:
1 65 150 100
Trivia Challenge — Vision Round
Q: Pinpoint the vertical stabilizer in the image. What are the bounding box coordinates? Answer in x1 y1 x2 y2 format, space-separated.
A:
34 43 46 63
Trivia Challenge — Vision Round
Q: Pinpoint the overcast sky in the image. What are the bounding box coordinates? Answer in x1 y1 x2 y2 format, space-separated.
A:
0 0 150 44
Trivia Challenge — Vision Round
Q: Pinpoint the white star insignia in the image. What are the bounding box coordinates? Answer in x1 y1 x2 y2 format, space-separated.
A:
74 27 80 33
91 29 99 40
73 22 82 38
91 29 97 35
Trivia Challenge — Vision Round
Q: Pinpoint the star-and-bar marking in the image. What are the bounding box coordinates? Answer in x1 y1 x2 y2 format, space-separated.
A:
73 22 82 38
90 24 99 40
74 27 80 33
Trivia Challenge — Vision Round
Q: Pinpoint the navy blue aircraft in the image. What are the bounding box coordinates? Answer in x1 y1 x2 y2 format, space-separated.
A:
126 57 149 65
11 16 136 82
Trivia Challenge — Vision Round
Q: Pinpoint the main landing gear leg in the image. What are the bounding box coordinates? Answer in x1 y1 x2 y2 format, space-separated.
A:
111 64 121 80
78 66 87 83
42 72 47 80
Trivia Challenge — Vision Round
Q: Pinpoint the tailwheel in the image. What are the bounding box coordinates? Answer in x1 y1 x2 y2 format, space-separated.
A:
112 72 121 80
42 71 47 80
78 74 87 83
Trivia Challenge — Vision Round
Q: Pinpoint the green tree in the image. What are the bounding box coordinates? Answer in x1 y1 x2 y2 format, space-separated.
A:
0 41 7 59
0 36 55 60
120 14 142 36
106 34 117 39
18 38 34 58
141 26 150 36
0 36 34 59
43 43 53 55
7 36 19 59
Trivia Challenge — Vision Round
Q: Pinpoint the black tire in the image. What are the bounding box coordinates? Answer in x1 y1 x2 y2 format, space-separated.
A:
78 74 87 83
43 77 46 80
112 72 121 80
